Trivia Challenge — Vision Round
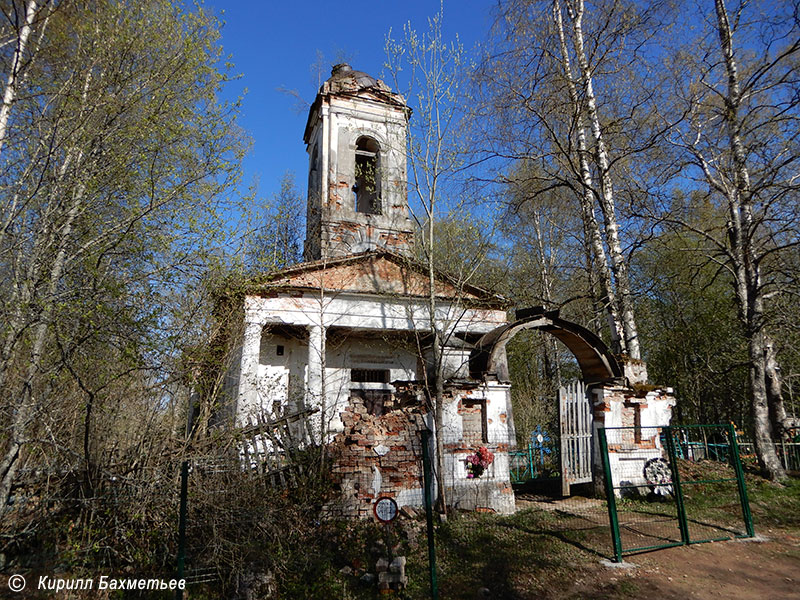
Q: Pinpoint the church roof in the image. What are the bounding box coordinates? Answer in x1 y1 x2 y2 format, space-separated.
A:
325 63 390 94
304 64 407 143
243 250 508 308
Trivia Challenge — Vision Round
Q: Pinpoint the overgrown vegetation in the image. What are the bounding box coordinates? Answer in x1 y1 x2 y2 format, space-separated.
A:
2 0 799 596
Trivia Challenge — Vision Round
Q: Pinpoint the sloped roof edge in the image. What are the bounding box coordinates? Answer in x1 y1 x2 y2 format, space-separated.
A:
245 249 509 307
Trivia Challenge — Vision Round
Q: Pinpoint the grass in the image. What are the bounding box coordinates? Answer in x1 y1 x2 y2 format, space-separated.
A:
745 474 800 533
396 473 800 599
411 508 597 600
178 471 800 598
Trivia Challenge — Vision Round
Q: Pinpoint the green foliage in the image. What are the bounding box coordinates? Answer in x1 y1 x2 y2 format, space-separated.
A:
413 209 507 293
246 171 305 272
635 230 750 426
0 0 247 574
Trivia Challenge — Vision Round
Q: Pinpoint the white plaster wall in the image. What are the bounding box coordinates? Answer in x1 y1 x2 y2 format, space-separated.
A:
234 293 517 515
324 336 418 434
641 391 676 428
329 97 407 211
305 93 413 257
440 398 462 444
441 346 472 379
236 292 505 427
244 294 506 336
485 384 515 446
607 449 665 492
591 386 676 497
439 384 517 514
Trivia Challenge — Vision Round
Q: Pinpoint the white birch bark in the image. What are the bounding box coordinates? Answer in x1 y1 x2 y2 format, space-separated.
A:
553 0 625 355
0 61 98 507
713 0 785 479
0 0 38 158
564 0 641 359
0 172 88 509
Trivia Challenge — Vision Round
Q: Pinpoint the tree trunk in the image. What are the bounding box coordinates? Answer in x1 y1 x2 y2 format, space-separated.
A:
714 0 786 479
0 65 93 507
553 0 625 354
428 211 448 514
565 0 640 359
0 0 38 158
748 332 786 478
0 186 85 508
764 336 788 437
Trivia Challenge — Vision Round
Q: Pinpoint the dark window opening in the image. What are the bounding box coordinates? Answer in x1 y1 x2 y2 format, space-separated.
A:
276 345 284 356
352 389 391 417
353 137 381 214
351 368 390 383
308 144 319 195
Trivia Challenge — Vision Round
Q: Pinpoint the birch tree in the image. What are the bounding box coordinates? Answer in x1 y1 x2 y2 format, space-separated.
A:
475 0 671 362
0 0 49 159
559 0 641 359
659 0 799 479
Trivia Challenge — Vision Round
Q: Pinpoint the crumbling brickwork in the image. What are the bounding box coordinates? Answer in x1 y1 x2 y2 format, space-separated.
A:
330 393 426 518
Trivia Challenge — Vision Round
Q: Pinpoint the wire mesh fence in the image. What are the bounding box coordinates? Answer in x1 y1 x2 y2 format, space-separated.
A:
598 424 753 562
416 426 617 599
168 420 758 597
598 425 684 557
2 416 766 599
671 425 754 544
411 422 756 599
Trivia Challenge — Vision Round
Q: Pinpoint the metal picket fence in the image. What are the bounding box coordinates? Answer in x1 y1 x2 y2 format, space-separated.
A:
736 427 800 472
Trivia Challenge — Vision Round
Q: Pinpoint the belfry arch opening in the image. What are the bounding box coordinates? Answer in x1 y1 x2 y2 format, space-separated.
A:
353 136 381 214
469 307 623 386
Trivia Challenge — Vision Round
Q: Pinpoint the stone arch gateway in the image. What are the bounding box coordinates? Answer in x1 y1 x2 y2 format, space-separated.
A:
469 307 624 385
469 307 675 496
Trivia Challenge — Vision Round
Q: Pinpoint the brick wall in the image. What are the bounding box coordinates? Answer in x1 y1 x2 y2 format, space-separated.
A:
330 390 425 518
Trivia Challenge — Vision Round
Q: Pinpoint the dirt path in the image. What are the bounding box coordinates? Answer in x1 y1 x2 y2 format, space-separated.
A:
567 532 800 599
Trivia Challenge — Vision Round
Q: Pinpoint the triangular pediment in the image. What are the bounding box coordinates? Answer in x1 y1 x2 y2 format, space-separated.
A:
247 251 505 306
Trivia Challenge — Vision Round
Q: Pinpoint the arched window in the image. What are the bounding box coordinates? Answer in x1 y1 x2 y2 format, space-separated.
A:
353 136 381 214
308 143 319 195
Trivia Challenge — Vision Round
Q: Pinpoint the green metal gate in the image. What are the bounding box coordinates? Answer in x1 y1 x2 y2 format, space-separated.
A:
599 424 754 562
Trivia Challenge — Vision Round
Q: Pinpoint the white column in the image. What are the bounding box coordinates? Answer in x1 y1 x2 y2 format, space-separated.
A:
306 324 325 409
237 319 262 425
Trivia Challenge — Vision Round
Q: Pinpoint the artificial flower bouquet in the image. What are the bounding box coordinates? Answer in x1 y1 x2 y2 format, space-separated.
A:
465 446 494 478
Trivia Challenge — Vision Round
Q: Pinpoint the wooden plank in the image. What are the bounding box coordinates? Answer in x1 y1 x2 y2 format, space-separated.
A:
559 380 593 494
559 384 570 496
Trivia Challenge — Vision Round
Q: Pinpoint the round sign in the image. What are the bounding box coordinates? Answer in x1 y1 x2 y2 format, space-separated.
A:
537 433 544 444
373 496 398 523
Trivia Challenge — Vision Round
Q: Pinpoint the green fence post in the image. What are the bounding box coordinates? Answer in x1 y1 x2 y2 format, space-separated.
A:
528 439 534 478
177 460 189 600
664 426 690 545
728 424 755 537
421 429 439 600
598 428 623 562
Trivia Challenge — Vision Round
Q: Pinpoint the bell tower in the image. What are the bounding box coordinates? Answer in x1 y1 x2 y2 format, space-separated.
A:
303 64 414 260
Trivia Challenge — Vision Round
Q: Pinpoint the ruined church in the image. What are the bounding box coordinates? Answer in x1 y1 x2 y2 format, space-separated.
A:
222 64 517 515
220 64 676 517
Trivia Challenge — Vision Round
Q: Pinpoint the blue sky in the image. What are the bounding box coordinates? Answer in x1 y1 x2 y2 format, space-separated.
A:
211 0 494 204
